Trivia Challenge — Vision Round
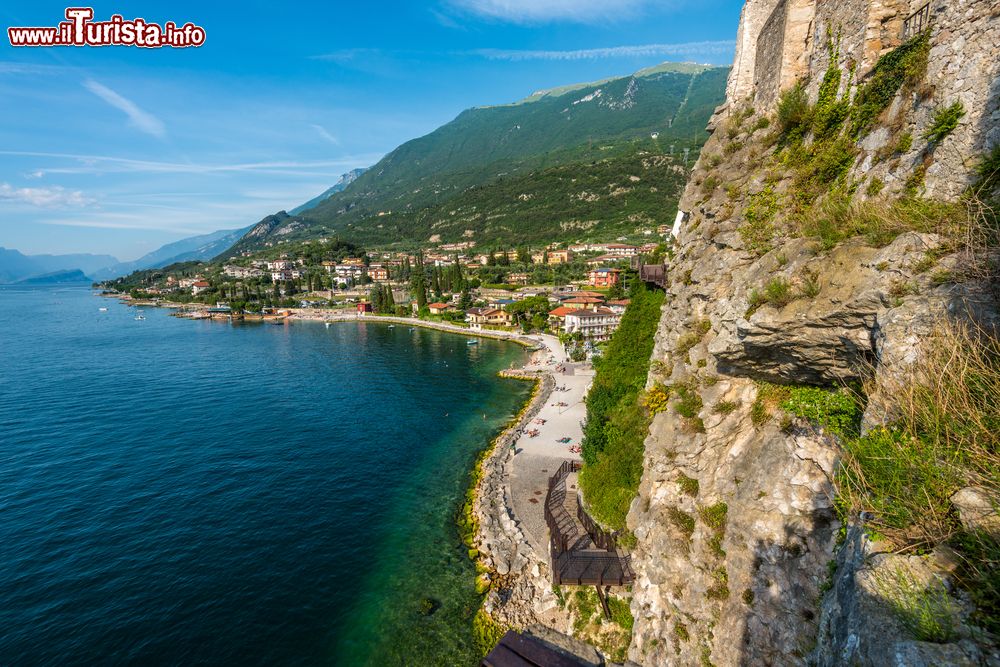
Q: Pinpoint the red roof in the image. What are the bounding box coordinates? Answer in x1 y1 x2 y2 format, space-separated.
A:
192 281 210 287
548 306 575 317
563 296 605 304
428 302 449 309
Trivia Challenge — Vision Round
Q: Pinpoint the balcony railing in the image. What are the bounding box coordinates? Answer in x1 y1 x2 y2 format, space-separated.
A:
903 3 931 39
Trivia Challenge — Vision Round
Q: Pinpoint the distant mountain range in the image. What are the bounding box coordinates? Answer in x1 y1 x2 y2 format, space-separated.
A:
16 269 91 285
0 247 117 284
90 225 253 280
1 224 254 284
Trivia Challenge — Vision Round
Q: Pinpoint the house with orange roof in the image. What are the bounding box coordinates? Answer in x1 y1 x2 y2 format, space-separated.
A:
428 302 451 315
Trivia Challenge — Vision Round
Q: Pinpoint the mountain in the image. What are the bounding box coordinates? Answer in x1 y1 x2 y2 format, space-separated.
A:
0 247 118 284
16 269 91 284
91 225 253 280
288 168 368 215
228 62 729 252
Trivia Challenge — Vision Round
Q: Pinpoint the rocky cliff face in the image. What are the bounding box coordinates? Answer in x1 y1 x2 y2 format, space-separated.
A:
626 1 999 664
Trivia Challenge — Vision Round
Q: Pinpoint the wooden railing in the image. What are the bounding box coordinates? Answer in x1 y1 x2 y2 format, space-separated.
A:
544 460 634 587
543 460 582 554
903 2 931 39
576 492 622 552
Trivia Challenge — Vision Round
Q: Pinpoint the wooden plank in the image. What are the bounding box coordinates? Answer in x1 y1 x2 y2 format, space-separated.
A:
482 631 590 667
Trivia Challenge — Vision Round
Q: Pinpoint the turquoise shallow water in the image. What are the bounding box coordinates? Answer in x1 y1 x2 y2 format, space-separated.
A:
0 286 530 666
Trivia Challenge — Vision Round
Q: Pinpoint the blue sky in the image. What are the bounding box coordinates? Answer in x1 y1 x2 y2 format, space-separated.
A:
0 0 743 260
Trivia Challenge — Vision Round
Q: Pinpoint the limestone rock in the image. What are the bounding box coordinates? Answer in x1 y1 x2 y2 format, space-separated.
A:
952 487 1000 539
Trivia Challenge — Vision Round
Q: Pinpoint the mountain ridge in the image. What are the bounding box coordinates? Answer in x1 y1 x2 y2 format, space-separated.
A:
227 61 728 253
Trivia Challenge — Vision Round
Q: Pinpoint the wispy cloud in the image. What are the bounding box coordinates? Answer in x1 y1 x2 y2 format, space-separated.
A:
0 151 381 178
310 124 340 145
472 41 735 61
82 80 166 139
310 48 383 63
446 0 661 24
0 182 95 207
37 214 205 234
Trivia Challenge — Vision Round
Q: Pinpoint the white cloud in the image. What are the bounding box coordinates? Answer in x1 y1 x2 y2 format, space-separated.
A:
82 79 166 139
0 151 382 178
473 41 735 61
310 48 383 63
447 0 658 23
310 124 340 145
0 183 95 207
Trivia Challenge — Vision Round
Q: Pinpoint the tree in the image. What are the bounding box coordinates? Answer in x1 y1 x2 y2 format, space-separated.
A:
516 247 530 264
459 287 472 310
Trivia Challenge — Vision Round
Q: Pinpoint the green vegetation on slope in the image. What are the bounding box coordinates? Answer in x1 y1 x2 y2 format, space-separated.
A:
317 147 688 247
580 281 665 532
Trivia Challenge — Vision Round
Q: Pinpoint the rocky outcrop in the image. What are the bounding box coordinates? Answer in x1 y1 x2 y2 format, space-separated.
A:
626 1 998 664
813 526 994 666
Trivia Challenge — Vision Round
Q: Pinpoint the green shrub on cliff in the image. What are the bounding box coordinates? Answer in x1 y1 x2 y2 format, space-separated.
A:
580 281 665 530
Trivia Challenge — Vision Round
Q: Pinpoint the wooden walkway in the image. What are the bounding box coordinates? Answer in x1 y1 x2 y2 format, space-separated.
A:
544 461 634 587
631 258 668 289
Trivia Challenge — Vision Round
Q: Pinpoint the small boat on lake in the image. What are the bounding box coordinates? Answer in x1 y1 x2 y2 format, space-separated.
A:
134 315 145 321
98 307 108 312
467 339 479 345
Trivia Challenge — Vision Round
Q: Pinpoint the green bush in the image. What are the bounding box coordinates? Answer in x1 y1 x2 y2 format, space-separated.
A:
579 282 666 530
777 82 812 138
923 101 965 144
850 31 929 137
780 385 862 437
677 472 700 497
668 507 696 540
739 187 780 255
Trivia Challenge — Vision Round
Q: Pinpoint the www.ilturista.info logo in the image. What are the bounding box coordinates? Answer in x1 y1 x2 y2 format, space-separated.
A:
8 8 205 48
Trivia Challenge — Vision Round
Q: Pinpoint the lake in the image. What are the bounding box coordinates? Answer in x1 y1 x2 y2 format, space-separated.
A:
0 286 530 665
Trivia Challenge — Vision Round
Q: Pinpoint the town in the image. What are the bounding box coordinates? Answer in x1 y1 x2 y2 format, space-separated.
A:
103 231 673 356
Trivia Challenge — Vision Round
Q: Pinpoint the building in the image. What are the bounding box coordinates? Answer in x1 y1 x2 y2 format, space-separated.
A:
607 299 631 315
563 308 621 341
548 249 572 264
267 260 293 271
531 252 546 264
191 281 211 295
223 265 263 279
271 269 303 282
488 298 517 310
428 302 450 315
547 306 575 325
605 244 638 257
356 302 372 314
588 268 622 288
465 307 512 329
586 254 619 267
657 224 671 235
368 267 389 282
561 296 606 310
507 272 530 285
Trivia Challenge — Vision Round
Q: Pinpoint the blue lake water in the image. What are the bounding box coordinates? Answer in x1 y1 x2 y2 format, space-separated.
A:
0 286 530 666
